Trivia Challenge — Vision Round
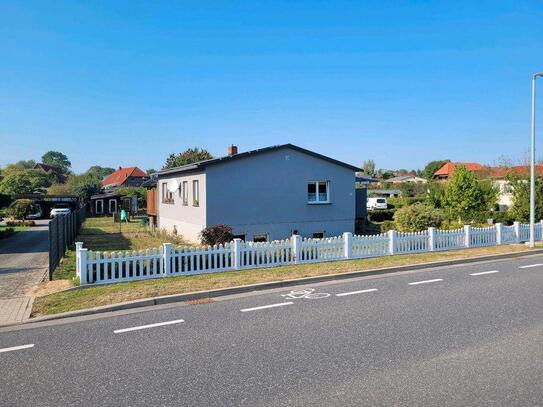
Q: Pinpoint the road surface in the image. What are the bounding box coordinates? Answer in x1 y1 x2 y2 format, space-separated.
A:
0 253 542 406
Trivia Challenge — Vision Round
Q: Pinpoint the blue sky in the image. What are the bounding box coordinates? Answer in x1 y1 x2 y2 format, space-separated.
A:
1 1 542 173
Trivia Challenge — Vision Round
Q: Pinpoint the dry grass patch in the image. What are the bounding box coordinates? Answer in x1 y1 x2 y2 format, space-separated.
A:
33 242 541 317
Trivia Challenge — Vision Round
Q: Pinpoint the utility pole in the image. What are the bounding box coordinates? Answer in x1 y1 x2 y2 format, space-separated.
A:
529 72 543 247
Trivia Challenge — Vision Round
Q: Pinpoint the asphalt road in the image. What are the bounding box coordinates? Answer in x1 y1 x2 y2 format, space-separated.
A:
1 253 542 406
0 219 49 298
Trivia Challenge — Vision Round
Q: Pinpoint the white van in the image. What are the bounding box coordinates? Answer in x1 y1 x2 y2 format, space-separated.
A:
367 197 387 210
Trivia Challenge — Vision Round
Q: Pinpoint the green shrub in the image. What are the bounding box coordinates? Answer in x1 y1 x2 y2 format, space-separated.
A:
380 220 396 233
488 211 514 226
367 209 395 222
4 199 32 220
393 203 444 232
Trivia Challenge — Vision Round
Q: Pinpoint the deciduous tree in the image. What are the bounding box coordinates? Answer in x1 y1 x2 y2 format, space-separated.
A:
163 148 213 169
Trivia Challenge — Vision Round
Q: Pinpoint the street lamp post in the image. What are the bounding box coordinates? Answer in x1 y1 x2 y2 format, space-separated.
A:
529 72 543 247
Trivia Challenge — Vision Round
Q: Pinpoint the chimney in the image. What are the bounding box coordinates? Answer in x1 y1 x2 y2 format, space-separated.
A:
118 166 122 170
227 145 238 156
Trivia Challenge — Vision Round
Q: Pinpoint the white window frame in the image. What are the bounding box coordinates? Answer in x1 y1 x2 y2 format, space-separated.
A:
307 181 330 204
95 199 104 215
182 181 188 206
192 180 199 207
109 199 117 213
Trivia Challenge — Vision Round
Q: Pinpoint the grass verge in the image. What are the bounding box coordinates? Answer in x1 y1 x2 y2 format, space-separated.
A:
33 243 540 317
52 216 185 280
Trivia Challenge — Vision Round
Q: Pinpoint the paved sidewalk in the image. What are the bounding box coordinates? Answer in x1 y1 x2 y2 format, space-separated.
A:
0 220 49 326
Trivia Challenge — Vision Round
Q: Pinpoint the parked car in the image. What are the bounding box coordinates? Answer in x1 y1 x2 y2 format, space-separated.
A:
367 197 387 210
50 204 71 218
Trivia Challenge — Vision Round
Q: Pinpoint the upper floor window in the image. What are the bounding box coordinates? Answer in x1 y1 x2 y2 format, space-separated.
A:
308 181 329 203
182 181 188 205
192 180 199 206
162 182 173 204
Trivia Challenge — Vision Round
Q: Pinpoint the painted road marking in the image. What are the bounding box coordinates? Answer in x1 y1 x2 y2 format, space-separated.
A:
0 344 34 354
519 263 543 269
336 288 378 297
241 302 294 312
114 319 185 334
470 270 499 276
408 278 443 286
281 288 330 300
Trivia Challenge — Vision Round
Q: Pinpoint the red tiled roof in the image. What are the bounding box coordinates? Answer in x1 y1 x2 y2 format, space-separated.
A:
433 162 484 178
433 162 543 179
101 167 147 187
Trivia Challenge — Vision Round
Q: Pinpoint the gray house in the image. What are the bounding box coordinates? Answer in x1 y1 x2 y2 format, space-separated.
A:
156 144 360 243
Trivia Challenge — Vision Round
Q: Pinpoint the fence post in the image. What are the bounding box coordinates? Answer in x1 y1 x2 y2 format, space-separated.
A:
495 223 502 245
343 232 352 259
75 242 83 278
79 248 88 286
163 243 173 275
464 225 471 248
388 230 396 255
540 220 543 241
428 227 436 251
292 234 302 264
233 238 242 270
513 221 520 243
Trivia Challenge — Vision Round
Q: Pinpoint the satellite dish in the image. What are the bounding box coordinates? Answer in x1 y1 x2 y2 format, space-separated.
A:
167 179 179 193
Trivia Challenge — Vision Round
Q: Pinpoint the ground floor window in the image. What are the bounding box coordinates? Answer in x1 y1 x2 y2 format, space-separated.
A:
312 232 324 239
95 199 104 214
109 199 117 213
232 234 246 241
307 181 330 203
253 233 268 243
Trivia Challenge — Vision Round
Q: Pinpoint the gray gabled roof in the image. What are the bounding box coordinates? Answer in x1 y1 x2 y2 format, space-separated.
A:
157 143 360 177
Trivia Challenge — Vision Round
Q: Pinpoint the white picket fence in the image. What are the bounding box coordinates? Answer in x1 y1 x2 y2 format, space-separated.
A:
76 221 543 286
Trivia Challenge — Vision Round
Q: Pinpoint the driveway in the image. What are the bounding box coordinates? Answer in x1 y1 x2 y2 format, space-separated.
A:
0 220 49 325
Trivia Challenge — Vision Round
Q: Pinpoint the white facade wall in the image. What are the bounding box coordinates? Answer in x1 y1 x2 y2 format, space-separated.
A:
157 171 206 243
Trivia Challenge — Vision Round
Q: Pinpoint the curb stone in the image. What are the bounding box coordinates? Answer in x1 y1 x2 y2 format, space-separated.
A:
18 247 543 327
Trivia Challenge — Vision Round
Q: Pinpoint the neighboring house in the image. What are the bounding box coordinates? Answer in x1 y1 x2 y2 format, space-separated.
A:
90 191 137 216
386 175 427 184
432 162 543 210
433 162 484 181
156 144 360 243
101 166 148 190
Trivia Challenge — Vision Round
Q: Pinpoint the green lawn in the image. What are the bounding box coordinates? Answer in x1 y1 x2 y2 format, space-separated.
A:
52 216 185 281
0 225 28 233
33 242 542 316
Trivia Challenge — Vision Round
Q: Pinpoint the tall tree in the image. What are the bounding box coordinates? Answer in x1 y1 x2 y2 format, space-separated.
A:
422 159 450 180
85 166 115 179
146 168 157 175
163 148 213 169
362 160 376 177
42 151 71 173
508 175 543 222
442 166 494 222
0 169 52 195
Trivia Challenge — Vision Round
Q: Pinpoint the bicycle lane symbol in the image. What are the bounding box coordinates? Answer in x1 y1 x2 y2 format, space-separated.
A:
281 288 330 300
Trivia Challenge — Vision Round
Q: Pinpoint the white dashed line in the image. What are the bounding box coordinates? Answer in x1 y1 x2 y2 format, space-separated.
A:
335 288 378 297
470 270 500 276
114 319 185 334
0 344 34 354
408 278 443 286
519 263 543 269
241 302 293 312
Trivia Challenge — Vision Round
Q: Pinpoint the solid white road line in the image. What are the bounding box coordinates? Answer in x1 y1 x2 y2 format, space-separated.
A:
0 344 34 354
408 278 443 286
335 288 378 297
519 263 543 269
241 302 294 312
114 319 185 334
470 270 500 276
